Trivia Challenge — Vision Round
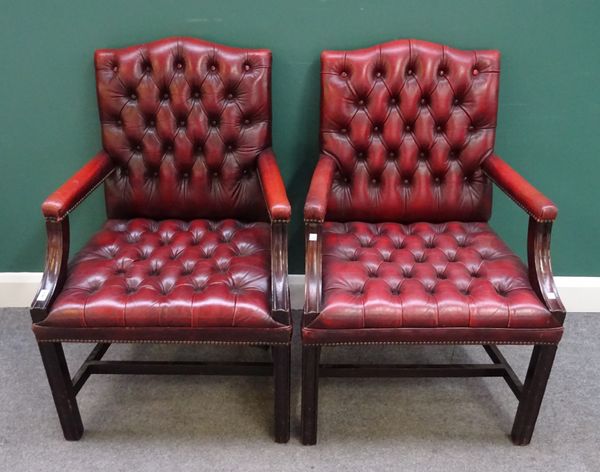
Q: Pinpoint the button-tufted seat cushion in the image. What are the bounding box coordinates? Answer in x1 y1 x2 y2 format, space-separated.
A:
33 38 291 345
303 221 561 345
34 218 290 343
303 39 562 346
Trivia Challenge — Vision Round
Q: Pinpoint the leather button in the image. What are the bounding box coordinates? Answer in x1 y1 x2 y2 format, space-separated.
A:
453 98 460 105
358 99 364 106
116 120 122 126
373 125 379 132
227 144 233 151
434 177 440 183
211 120 218 126
148 120 155 127
438 69 446 76
112 66 118 72
371 178 378 184
135 144 141 151
468 125 475 131
213 171 218 177
227 93 234 99
405 125 412 132
243 119 250 125
153 171 159 177
242 169 248 175
244 63 251 71
176 62 183 69
357 152 365 159
182 172 189 178
163 93 169 100
390 97 397 104
420 151 426 158
166 145 173 151
420 98 427 105
473 68 479 76
388 151 396 158
179 120 186 127
403 179 409 185
436 125 442 132
130 93 137 100
210 65 216 71
340 128 347 134
341 71 348 78
407 69 413 75
375 71 382 78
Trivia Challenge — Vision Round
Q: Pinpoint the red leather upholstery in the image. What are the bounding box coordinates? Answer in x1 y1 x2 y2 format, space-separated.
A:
257 149 292 221
42 152 114 221
303 39 562 347
34 218 290 343
482 154 557 222
319 39 498 223
303 221 562 344
95 37 272 221
33 38 291 345
304 155 337 222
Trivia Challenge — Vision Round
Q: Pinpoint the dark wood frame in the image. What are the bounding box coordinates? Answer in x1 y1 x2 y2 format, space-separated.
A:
302 216 565 446
32 205 291 443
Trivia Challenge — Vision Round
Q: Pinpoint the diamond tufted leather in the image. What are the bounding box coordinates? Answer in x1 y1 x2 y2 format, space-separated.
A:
320 39 498 223
33 218 291 343
303 221 562 345
33 38 291 345
303 39 563 346
95 37 274 221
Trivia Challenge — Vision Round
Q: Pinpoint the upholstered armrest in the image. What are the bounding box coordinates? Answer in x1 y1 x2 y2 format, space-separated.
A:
41 151 114 221
304 155 336 223
32 151 113 322
257 149 291 222
303 155 337 317
482 154 557 222
255 149 290 321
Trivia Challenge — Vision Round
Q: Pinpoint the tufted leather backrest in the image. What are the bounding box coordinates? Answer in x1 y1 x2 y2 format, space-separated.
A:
320 39 499 223
95 37 271 221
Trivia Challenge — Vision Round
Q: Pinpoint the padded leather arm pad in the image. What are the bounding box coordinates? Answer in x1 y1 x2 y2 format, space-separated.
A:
482 154 558 222
257 149 291 222
304 156 337 222
41 151 114 221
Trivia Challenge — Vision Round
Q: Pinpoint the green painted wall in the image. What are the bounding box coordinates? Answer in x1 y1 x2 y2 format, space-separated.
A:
1 0 598 275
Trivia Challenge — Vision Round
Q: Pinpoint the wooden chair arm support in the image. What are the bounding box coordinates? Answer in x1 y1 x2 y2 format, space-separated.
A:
304 221 323 325
31 218 70 323
271 221 290 324
527 218 566 324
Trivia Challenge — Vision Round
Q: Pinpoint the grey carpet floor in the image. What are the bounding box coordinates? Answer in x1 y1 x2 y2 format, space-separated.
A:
0 308 598 472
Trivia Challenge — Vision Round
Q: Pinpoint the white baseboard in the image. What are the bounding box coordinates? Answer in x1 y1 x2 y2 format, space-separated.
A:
1 272 598 313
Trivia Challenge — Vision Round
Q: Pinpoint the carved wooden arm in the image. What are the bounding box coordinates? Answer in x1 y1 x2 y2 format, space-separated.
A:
31 152 114 322
482 154 565 322
303 156 337 322
257 149 292 324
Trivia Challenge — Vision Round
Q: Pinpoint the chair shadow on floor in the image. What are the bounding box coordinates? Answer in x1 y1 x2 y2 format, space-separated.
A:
67 334 524 444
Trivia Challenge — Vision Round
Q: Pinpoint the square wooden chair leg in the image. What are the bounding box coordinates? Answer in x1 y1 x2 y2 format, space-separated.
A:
511 344 558 445
272 345 291 443
301 345 321 445
38 342 83 441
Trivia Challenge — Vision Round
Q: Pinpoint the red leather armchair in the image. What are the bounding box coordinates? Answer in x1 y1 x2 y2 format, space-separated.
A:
31 37 291 443
302 39 564 445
